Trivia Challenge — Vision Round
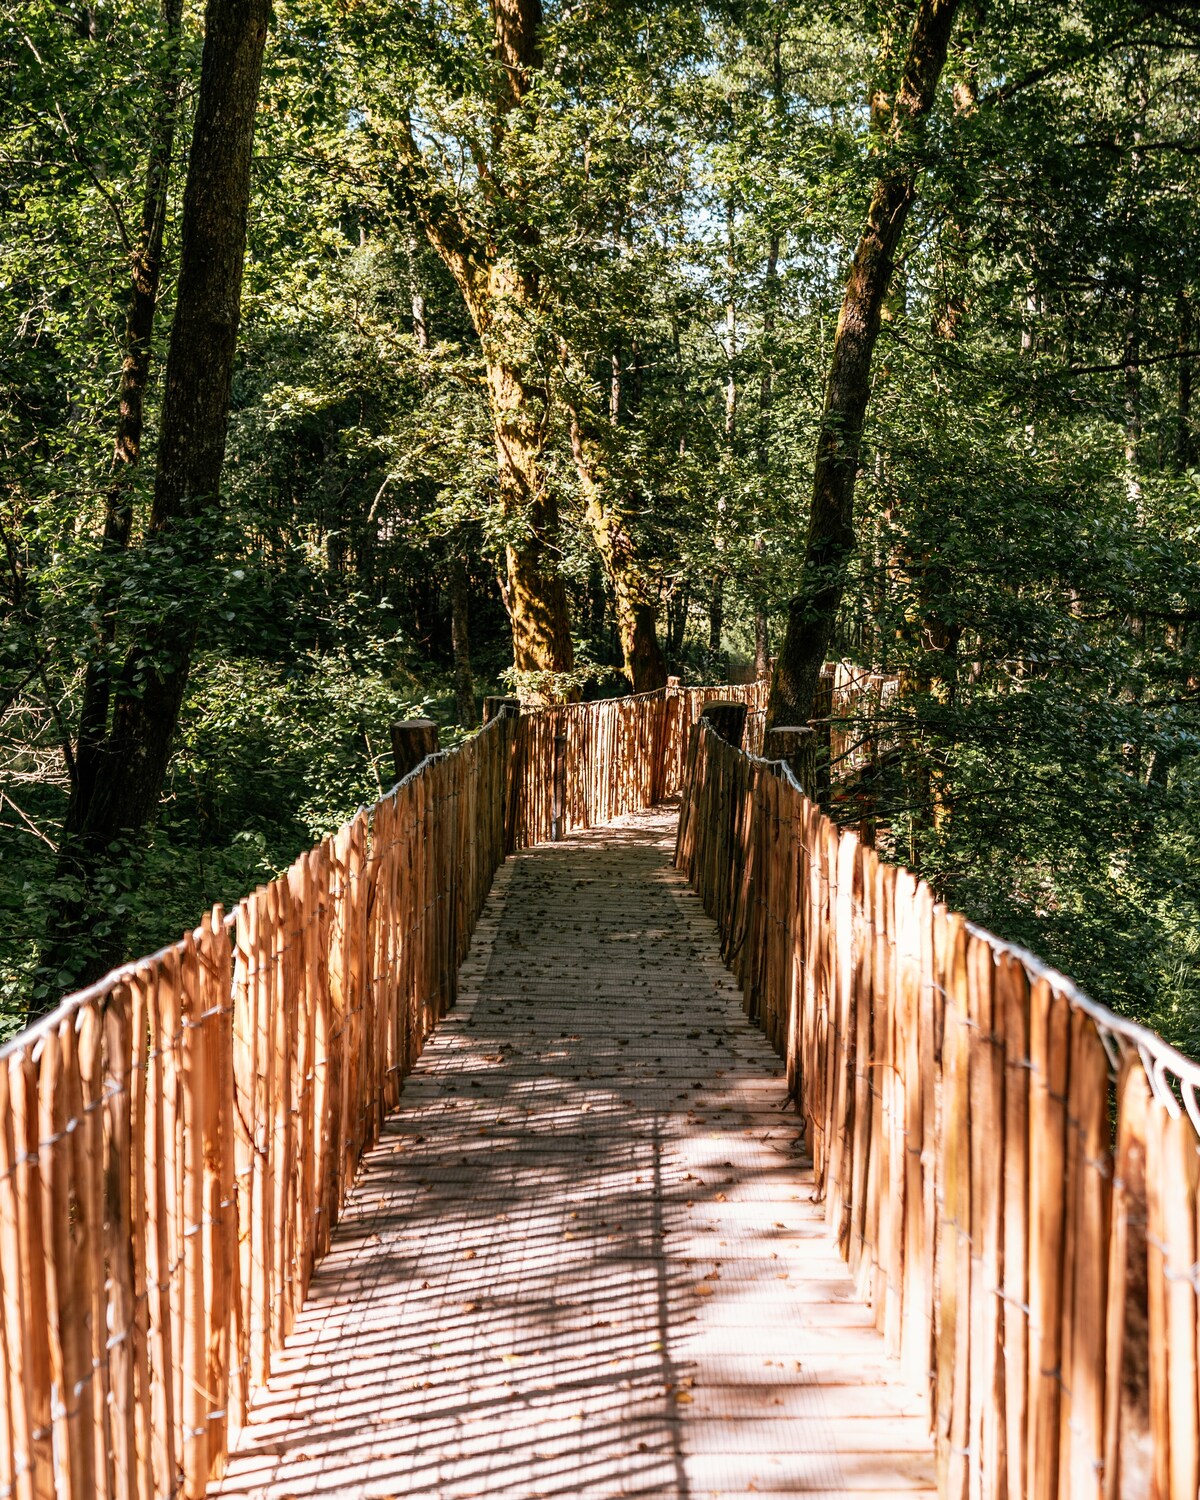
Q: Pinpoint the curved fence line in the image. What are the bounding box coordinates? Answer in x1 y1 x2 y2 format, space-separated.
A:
676 717 1199 1500
9 663 1166 1500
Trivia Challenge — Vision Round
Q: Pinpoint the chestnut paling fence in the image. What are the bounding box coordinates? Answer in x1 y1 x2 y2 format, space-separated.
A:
507 678 769 845
2 677 1197 1500
0 714 517 1500
676 715 1200 1500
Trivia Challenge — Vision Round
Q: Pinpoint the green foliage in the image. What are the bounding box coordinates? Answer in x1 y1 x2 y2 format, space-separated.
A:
3 0 1200 1045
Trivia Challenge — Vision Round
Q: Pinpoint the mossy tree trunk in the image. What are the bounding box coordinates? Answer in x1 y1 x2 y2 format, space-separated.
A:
566 407 666 693
396 0 575 699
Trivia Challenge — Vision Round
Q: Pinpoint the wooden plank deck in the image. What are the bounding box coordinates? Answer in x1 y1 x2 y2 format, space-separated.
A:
215 807 935 1499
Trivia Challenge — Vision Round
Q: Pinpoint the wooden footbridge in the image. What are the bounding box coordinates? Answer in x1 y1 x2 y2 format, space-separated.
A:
2 679 1197 1499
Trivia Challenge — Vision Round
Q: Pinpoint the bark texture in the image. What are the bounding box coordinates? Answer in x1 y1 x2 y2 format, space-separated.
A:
1178 290 1194 472
42 0 270 998
449 557 478 727
485 317 574 688
768 0 963 728
70 0 184 835
567 408 666 694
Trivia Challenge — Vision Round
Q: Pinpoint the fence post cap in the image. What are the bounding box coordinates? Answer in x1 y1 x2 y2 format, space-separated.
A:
482 695 521 724
389 719 440 783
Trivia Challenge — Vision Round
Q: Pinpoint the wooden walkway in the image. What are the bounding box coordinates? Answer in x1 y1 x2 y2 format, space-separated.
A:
215 808 934 1500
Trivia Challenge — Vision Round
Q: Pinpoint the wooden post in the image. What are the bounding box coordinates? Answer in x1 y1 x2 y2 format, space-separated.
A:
551 729 567 841
764 725 817 799
698 700 747 749
649 679 678 805
813 664 834 806
482 695 520 725
389 719 438 784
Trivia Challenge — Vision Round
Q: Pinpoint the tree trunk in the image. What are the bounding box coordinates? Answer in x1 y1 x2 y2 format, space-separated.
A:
768 0 963 728
568 412 666 692
1124 274 1143 516
708 574 724 679
40 0 270 1000
724 197 738 441
397 0 575 698
69 0 184 834
667 584 689 659
448 555 477 727
488 350 575 694
1141 292 1196 794
754 583 770 679
754 203 780 687
414 273 574 702
409 230 430 352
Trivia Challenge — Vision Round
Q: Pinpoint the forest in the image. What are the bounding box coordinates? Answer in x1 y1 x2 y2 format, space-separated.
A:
2 0 1198 1042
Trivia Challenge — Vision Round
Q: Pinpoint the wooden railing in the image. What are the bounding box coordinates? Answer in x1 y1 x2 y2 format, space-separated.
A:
9 666 1137 1500
0 714 515 1500
506 666 897 846
676 717 1200 1500
510 679 768 846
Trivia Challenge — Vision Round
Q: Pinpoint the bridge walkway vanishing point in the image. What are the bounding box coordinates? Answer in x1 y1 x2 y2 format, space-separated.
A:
214 807 934 1500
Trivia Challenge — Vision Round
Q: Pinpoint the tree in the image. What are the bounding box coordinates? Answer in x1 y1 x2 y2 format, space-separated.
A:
40 0 272 997
390 0 575 699
768 0 964 727
70 0 185 834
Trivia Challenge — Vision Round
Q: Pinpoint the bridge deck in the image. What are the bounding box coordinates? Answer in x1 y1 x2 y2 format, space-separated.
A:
216 808 934 1500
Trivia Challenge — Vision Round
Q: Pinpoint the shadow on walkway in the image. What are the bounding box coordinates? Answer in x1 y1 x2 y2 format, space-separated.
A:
215 809 934 1499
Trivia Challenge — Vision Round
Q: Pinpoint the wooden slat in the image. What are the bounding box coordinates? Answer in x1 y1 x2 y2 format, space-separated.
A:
144 961 178 1497
102 985 137 1500
178 933 208 1495
14 1043 53 1499
966 936 1001 1500
127 970 155 1500
76 1001 112 1499
42 1020 95 1498
1145 1089 1171 1500
230 895 255 1430
202 910 233 1481
1026 980 1069 1500
999 954 1030 1500
1061 1011 1112 1500
936 911 970 1500
0 1060 28 1500
1102 1060 1152 1500
900 877 928 1394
